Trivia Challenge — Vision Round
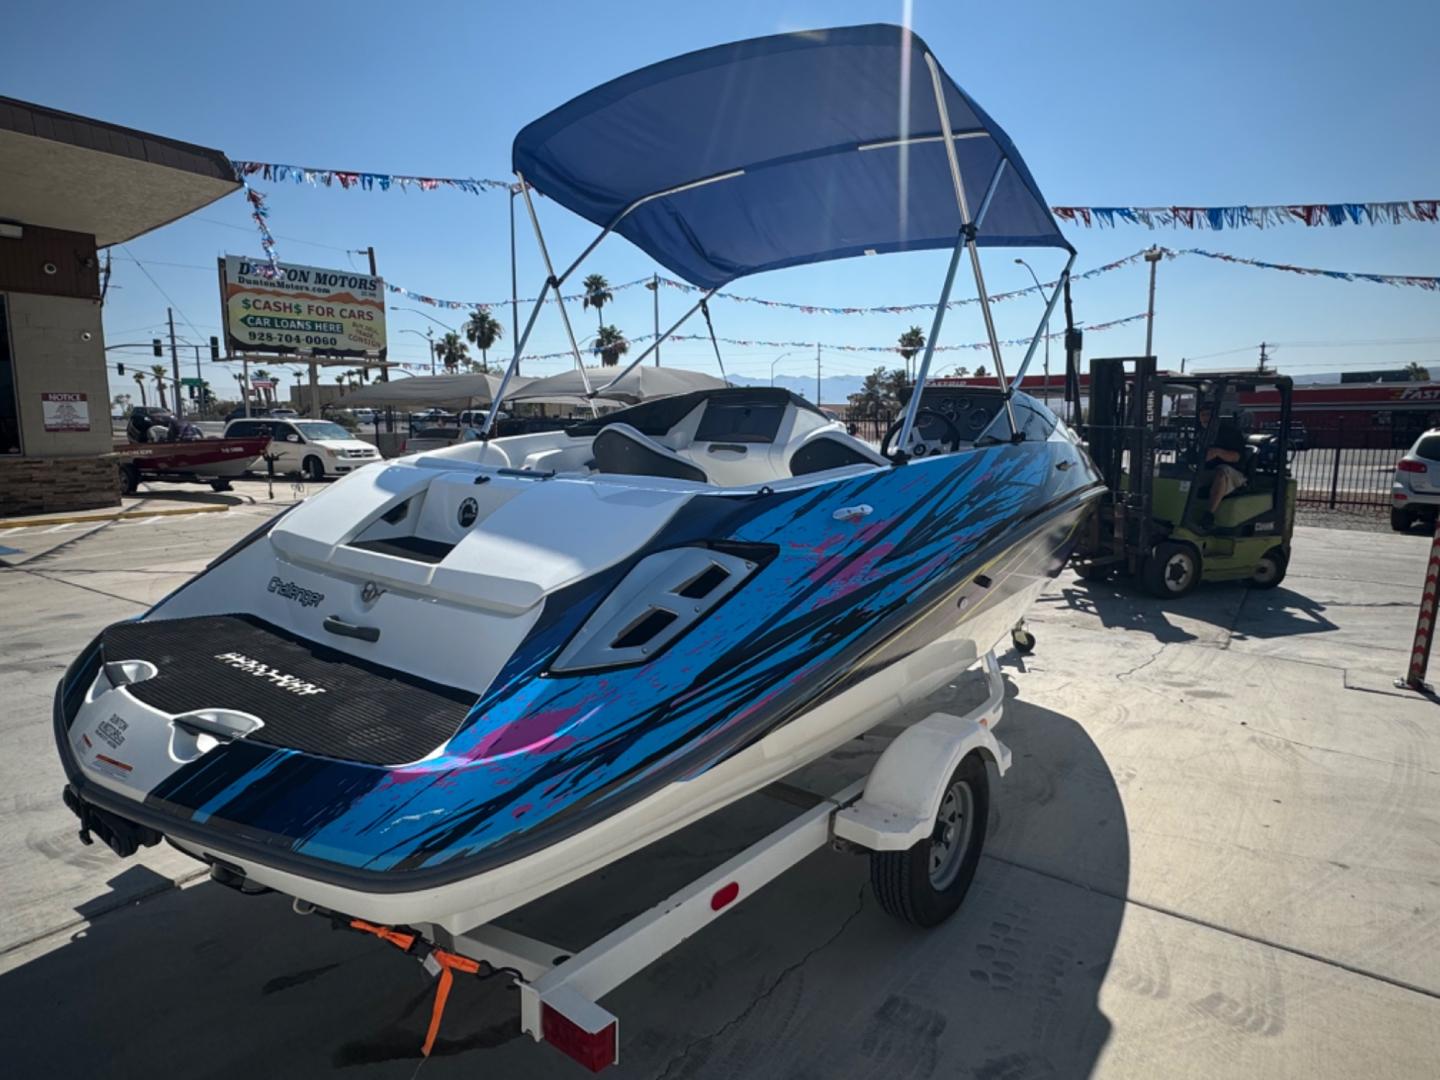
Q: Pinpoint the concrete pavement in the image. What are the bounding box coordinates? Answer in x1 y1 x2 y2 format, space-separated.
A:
1 508 1437 1079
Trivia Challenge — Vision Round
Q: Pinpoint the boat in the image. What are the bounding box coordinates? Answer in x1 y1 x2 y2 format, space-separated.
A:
55 24 1101 944
115 411 270 493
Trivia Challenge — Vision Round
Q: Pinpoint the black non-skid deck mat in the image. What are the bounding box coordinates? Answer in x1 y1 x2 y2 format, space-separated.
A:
104 614 474 765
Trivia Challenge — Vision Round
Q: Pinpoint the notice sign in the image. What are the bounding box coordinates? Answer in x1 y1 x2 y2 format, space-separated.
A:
42 392 90 432
220 256 387 357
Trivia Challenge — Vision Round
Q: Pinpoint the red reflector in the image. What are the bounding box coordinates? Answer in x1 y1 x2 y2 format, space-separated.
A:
1398 459 1427 473
1395 493 1409 501
541 1003 617 1073
710 881 741 911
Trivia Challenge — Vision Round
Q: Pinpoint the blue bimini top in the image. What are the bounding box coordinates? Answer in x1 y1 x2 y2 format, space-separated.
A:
513 23 1072 289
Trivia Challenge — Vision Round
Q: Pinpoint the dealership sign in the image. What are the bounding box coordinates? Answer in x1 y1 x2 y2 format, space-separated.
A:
220 256 387 357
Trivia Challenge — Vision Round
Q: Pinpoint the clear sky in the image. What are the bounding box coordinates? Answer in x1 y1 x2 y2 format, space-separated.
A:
4 0 1437 406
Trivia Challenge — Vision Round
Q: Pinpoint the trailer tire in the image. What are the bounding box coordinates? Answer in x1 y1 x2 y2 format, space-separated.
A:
119 462 140 495
870 753 989 927
209 479 233 492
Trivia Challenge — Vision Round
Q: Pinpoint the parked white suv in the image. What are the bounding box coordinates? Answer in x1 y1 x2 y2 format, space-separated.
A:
223 418 379 481
1391 428 1440 532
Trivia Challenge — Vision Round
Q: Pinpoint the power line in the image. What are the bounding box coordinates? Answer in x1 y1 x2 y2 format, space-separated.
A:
117 245 209 346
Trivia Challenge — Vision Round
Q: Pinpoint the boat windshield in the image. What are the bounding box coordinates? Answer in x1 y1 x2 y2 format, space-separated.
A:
295 421 351 440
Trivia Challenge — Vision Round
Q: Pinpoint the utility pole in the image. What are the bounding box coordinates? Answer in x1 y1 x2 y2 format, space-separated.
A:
366 246 388 383
1143 247 1162 358
167 308 182 419
815 343 821 406
428 328 436 376
1258 341 1269 374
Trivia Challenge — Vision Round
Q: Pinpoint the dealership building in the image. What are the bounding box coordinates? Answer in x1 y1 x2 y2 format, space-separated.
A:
0 96 239 515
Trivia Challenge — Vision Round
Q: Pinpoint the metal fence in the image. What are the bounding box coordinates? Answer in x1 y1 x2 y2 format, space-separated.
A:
839 406 1404 513
1289 419 1402 511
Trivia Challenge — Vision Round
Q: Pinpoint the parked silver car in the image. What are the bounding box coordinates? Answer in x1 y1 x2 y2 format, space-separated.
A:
1391 428 1440 531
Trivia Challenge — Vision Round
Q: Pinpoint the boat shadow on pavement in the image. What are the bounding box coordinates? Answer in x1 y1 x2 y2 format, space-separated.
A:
0 680 1128 1080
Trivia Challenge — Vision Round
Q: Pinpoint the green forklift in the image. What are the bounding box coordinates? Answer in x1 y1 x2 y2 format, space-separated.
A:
1071 356 1297 597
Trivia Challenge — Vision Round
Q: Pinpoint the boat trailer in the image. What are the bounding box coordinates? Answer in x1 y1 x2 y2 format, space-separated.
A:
294 648 1013 1072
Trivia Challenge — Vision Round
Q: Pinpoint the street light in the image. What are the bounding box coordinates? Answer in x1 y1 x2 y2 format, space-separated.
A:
1014 258 1049 404
398 327 437 375
770 350 799 387
389 306 458 333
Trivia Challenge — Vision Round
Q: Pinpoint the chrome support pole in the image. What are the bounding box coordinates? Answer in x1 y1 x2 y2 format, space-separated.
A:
596 289 718 394
1009 251 1076 390
479 273 558 436
924 52 1019 440
517 176 598 415
894 232 967 458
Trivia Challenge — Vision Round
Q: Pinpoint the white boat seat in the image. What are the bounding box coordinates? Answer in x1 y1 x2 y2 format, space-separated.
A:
786 428 888 477
592 422 709 484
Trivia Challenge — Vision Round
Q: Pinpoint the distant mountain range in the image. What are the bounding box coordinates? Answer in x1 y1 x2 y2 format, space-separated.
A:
727 373 865 405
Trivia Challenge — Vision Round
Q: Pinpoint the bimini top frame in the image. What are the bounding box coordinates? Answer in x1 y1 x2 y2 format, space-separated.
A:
484 23 1074 444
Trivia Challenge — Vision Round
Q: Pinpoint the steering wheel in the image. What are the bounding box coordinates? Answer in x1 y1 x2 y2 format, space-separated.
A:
882 409 963 461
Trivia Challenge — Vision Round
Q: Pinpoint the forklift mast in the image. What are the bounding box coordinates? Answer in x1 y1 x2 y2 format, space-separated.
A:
1086 356 1161 559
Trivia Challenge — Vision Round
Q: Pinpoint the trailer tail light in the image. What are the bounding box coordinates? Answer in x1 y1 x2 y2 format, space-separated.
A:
541 999 618 1072
1398 459 1427 473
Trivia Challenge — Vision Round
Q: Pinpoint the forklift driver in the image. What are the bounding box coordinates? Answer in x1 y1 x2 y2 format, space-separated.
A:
1195 403 1246 527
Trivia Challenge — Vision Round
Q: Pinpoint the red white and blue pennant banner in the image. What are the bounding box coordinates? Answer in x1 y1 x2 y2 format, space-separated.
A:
229 161 1438 232
1053 201 1439 230
232 160 513 196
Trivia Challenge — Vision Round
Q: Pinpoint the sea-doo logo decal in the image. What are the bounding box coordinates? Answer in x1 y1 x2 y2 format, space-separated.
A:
268 576 324 608
457 497 479 528
213 652 327 696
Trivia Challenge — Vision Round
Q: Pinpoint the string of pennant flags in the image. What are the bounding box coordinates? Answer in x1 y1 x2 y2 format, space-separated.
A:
230 158 1437 233
382 246 1437 319
417 310 1151 370
1052 201 1439 230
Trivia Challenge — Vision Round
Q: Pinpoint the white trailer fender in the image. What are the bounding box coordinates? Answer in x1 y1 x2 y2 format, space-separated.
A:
832 651 1011 852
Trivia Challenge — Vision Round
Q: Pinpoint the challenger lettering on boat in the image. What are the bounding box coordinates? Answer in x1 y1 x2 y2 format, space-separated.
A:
267 576 324 608
212 652 327 696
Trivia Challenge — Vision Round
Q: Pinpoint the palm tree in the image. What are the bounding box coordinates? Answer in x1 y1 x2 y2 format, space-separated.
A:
595 325 629 367
433 332 470 372
149 364 169 410
1406 361 1431 382
582 274 613 334
464 308 503 373
133 371 148 407
897 326 926 381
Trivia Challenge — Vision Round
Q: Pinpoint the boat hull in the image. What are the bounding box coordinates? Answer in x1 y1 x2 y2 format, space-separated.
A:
55 442 1098 925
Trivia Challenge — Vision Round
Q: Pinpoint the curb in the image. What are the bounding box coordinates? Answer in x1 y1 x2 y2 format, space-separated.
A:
0 504 230 530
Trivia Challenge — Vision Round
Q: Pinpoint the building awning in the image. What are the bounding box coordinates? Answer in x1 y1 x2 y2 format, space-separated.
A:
0 96 240 246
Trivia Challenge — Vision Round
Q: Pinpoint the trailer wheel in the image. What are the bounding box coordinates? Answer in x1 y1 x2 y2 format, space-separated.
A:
1011 627 1036 654
870 754 989 927
1142 541 1200 598
119 462 140 495
1251 546 1288 589
209 479 233 492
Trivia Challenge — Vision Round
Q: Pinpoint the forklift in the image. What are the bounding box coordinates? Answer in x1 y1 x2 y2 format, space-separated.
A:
1070 356 1297 597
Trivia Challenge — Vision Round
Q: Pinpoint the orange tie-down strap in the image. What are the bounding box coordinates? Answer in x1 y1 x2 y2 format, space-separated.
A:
349 918 485 1057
